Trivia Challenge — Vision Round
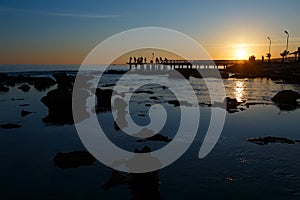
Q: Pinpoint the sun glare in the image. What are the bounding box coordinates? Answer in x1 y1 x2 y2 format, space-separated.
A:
236 48 247 60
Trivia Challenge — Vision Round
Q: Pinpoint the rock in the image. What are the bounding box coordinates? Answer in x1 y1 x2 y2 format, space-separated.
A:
167 100 192 107
95 88 116 113
53 151 96 169
247 136 295 145
149 96 159 100
168 100 180 107
138 112 147 117
0 85 9 92
145 103 151 107
136 134 172 143
224 97 240 110
102 83 116 87
41 88 73 124
162 86 167 90
0 73 56 91
33 77 56 91
19 104 30 107
0 123 22 129
296 140 300 143
11 98 24 101
41 87 89 124
271 90 300 104
18 84 31 92
135 90 155 94
20 110 32 117
52 73 75 90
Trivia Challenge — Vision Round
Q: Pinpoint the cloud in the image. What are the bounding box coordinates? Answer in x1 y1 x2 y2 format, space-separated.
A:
0 6 122 19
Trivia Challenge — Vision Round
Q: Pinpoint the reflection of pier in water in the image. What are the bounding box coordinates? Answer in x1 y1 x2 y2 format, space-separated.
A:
127 60 238 71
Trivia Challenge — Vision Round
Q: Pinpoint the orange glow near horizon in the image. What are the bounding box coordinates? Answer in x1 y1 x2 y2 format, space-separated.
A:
0 41 295 64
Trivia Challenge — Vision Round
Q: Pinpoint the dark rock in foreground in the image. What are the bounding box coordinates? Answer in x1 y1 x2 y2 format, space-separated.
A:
53 151 96 169
40 73 96 124
0 85 9 92
33 77 56 91
247 136 296 145
20 110 32 117
41 73 90 124
167 100 192 107
19 104 30 107
225 97 241 110
134 90 154 94
271 90 300 111
41 88 90 124
18 84 31 92
0 123 22 129
95 88 117 113
11 98 24 101
41 88 74 124
213 97 242 113
137 134 172 143
168 100 180 107
52 73 75 90
271 90 300 104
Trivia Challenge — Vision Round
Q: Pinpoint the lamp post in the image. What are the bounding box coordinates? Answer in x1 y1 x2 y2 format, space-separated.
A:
281 31 290 62
284 30 289 52
284 30 289 62
267 36 271 62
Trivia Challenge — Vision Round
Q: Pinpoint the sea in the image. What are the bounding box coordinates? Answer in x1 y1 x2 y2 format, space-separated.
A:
0 64 300 200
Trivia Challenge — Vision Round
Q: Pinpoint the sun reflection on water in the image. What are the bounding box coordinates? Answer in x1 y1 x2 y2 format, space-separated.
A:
234 81 244 102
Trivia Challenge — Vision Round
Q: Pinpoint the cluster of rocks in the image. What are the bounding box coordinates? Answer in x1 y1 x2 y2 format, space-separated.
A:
0 73 56 91
247 136 297 145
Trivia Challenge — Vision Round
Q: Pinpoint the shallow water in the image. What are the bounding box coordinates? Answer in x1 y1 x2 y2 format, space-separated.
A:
0 65 300 199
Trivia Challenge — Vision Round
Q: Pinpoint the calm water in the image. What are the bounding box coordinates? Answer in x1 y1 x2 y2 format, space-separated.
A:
1 65 300 199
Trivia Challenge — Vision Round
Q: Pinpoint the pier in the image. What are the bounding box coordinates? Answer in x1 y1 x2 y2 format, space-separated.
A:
127 60 239 71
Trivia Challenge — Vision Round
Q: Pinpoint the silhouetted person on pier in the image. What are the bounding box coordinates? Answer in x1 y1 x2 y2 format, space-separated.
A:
134 57 137 63
164 57 168 64
159 57 163 63
144 57 147 64
139 57 143 64
262 55 264 63
129 57 132 64
155 57 159 64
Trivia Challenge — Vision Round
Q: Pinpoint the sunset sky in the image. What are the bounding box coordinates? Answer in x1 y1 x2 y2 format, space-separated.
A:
1 0 300 64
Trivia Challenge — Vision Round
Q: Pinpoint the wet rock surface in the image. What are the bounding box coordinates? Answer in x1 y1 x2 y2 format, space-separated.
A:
53 151 96 169
271 90 300 104
271 90 300 111
20 110 32 117
41 73 90 124
18 84 31 92
0 123 22 129
95 88 116 113
0 84 9 92
136 133 172 143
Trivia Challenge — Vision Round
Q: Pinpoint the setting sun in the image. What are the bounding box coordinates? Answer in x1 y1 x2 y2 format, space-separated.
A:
236 48 247 60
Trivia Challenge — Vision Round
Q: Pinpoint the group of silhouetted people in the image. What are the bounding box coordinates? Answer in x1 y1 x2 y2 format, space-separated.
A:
129 57 146 65
129 56 168 64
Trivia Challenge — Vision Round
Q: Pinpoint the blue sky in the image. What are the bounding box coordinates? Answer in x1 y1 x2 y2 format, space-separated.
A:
1 0 300 63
